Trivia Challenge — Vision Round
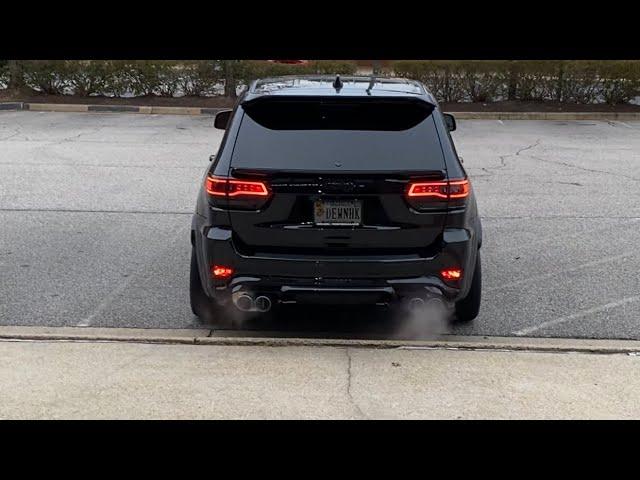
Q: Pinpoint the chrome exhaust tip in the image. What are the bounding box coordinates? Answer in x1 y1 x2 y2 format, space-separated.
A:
407 297 425 310
424 297 446 309
234 293 254 312
254 296 272 312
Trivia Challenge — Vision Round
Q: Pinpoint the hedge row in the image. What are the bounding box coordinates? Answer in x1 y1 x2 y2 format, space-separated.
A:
392 60 640 104
3 60 639 104
0 60 358 97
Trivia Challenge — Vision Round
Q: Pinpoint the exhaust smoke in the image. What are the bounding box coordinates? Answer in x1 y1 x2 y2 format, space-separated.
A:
392 295 452 340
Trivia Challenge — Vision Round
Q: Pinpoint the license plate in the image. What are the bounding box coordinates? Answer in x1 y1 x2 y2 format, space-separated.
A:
314 199 362 226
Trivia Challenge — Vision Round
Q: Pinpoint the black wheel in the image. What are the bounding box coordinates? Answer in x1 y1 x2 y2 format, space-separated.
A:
455 250 482 322
190 246 221 324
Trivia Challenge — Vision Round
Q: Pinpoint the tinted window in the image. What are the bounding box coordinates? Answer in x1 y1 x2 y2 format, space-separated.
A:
243 98 433 131
232 99 445 172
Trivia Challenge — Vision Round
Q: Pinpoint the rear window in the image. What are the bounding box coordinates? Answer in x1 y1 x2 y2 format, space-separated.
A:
231 98 445 172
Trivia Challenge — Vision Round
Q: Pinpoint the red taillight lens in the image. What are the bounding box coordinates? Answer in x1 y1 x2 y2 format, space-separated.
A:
406 178 470 199
205 175 271 210
205 176 270 197
441 268 463 281
211 265 234 279
406 178 470 210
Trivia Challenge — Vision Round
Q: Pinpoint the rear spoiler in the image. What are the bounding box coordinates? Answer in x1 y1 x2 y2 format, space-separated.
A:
241 95 436 109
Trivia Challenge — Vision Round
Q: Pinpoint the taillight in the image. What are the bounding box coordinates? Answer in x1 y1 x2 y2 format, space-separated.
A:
205 175 271 210
405 178 470 210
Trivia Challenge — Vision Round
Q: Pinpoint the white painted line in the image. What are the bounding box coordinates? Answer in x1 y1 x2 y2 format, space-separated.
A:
76 275 137 327
77 225 185 327
487 252 636 292
513 294 640 336
497 120 504 125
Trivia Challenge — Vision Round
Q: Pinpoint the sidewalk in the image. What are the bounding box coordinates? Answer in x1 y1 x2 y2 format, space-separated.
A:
1 335 639 419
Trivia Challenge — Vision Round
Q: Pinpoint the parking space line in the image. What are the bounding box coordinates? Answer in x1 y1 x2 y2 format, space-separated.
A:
76 276 138 327
486 252 636 292
76 225 186 327
513 294 640 336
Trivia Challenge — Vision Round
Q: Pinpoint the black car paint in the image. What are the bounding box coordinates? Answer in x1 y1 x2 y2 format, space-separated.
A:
191 76 481 308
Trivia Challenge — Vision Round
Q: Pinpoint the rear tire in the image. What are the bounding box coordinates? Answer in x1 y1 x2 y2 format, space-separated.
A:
455 250 482 322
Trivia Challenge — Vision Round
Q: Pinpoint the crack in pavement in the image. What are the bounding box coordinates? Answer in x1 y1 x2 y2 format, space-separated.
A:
62 125 104 142
345 347 366 419
482 139 542 175
525 154 640 182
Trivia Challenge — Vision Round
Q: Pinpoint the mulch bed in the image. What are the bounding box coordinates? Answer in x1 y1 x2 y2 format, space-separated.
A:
0 92 236 108
2 92 639 112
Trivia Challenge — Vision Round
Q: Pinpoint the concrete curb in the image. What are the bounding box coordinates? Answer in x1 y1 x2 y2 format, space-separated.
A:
451 111 640 121
1 326 640 355
0 102 24 111
0 102 227 116
2 102 640 120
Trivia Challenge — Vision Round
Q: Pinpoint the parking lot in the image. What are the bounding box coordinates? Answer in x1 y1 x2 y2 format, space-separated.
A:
1 111 639 339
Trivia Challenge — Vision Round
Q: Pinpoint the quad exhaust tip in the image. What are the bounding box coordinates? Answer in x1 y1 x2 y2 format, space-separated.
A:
407 297 425 310
254 296 272 312
232 293 272 312
406 295 447 312
234 293 254 312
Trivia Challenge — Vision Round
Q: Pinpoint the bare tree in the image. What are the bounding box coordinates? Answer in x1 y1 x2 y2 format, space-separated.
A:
7 60 25 91
507 61 517 100
224 60 237 99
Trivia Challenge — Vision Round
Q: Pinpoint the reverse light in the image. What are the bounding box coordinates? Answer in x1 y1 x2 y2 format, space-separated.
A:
441 268 463 281
406 179 470 199
211 265 234 279
205 176 270 197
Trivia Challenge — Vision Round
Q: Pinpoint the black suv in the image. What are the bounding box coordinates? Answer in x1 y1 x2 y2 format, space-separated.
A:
190 76 482 323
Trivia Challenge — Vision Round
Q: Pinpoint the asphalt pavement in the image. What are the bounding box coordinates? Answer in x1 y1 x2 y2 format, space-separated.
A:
1 111 639 339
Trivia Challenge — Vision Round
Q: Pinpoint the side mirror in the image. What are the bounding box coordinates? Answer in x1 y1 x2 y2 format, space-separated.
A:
443 113 457 132
209 153 217 162
214 109 233 130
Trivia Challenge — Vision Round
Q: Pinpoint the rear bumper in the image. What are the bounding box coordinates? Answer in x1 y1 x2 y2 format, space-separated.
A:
192 215 478 306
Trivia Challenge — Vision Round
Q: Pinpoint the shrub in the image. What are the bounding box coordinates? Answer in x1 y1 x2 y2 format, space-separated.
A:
65 60 116 96
121 60 182 97
22 60 71 94
392 60 467 102
509 61 563 102
236 60 358 85
178 61 223 97
560 61 602 103
0 60 8 89
8 60 640 104
598 61 640 105
309 60 358 75
459 60 508 102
